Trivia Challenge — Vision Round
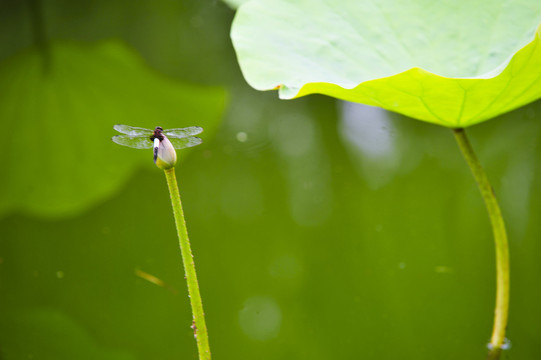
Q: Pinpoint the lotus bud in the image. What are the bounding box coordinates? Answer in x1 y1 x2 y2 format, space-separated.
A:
154 135 177 170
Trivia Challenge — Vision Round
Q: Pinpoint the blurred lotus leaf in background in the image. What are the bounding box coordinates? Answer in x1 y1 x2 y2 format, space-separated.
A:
232 0 541 127
1 308 135 360
0 40 226 218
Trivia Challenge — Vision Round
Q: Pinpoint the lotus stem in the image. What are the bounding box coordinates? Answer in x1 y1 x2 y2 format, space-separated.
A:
452 128 510 360
164 167 211 360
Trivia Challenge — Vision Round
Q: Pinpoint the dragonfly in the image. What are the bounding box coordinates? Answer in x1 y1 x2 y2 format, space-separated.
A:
112 124 203 165
113 124 203 149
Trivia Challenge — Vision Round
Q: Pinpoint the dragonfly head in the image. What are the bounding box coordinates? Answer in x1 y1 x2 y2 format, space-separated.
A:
150 126 165 142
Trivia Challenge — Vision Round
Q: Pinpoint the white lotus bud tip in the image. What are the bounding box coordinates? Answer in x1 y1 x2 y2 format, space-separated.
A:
154 136 177 170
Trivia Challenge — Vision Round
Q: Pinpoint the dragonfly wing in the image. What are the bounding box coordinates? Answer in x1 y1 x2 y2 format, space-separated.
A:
114 124 153 136
112 135 153 149
164 126 203 138
169 136 203 149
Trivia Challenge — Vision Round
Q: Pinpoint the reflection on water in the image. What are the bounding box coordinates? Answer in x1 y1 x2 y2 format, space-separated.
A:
238 296 282 341
268 254 302 281
339 101 404 189
236 131 248 142
340 102 395 159
272 113 316 158
434 266 453 274
220 171 264 221
487 338 512 351
270 113 333 227
501 146 536 241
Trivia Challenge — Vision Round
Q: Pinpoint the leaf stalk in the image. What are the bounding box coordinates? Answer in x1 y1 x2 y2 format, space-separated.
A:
452 128 510 360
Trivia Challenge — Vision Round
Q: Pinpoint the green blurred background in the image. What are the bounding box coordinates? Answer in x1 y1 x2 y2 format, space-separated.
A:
0 1 540 359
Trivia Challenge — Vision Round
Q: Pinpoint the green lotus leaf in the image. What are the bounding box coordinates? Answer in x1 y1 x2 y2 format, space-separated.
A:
0 41 226 218
231 0 541 127
222 0 249 9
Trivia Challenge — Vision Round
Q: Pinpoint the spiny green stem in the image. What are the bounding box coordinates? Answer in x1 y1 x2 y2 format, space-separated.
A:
453 128 510 360
164 168 211 360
